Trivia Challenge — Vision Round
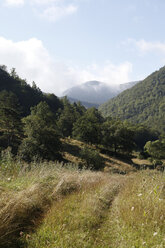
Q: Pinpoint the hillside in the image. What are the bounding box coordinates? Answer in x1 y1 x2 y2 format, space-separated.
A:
63 80 137 105
99 66 165 134
0 68 62 116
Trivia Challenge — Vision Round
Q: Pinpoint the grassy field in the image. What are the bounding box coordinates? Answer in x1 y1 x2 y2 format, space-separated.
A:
0 158 164 248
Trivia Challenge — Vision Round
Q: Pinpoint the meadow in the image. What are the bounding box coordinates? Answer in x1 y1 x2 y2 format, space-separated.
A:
0 158 164 248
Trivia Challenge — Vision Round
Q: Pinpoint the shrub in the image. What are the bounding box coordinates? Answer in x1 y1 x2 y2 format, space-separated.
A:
152 159 163 167
138 151 149 159
79 147 104 170
0 147 21 175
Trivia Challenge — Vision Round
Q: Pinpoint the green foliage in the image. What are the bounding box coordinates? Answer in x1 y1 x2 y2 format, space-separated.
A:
19 102 61 162
79 146 104 170
99 66 165 135
0 90 22 153
144 139 165 159
0 147 22 175
101 119 135 155
130 124 158 150
138 151 149 159
57 97 86 137
0 67 62 116
72 107 103 144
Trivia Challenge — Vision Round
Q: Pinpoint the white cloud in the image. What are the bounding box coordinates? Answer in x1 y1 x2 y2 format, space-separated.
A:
3 0 78 22
0 37 132 96
4 0 24 6
30 0 60 5
41 4 78 22
135 40 165 53
127 39 165 54
70 62 132 86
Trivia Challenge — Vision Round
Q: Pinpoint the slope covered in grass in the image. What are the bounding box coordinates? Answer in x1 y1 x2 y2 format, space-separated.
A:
61 138 136 174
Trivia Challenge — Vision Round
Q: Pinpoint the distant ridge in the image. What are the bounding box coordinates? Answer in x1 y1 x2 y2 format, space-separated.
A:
63 80 138 106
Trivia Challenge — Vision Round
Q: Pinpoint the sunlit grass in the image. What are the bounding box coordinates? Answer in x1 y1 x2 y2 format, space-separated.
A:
0 162 111 248
24 176 124 248
96 171 165 248
0 157 164 248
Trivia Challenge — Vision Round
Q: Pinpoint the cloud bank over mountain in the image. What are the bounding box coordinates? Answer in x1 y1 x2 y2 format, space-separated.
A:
0 36 133 96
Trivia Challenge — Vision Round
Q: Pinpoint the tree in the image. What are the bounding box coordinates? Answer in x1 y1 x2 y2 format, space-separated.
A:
127 123 158 150
57 97 86 137
19 102 61 161
10 68 19 79
144 139 165 159
72 108 103 144
0 65 7 72
57 97 77 137
101 119 135 155
31 81 42 96
0 90 22 153
79 147 104 170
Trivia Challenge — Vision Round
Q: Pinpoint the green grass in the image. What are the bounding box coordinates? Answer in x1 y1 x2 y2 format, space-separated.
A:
0 162 112 248
23 176 124 248
96 171 165 248
0 159 164 248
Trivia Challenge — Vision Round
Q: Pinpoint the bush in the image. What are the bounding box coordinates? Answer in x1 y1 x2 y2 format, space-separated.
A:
152 159 163 167
0 147 21 175
138 151 149 159
79 147 104 170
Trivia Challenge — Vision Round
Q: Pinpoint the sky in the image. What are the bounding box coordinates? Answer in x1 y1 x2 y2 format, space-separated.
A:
0 0 165 96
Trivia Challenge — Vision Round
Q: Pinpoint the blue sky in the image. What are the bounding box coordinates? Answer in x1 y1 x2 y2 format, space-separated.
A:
0 0 165 95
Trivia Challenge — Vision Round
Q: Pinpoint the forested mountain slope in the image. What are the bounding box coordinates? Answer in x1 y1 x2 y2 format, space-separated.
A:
99 66 165 134
0 67 62 116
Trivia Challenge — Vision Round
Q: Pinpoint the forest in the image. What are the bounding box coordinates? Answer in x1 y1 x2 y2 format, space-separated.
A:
0 65 165 170
99 66 165 135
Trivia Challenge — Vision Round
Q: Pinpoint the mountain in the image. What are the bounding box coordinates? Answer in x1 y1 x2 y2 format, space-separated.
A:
63 80 138 106
0 67 62 116
99 66 165 134
67 97 99 109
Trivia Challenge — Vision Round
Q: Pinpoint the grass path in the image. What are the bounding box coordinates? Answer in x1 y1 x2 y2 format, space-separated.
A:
93 172 165 248
0 165 164 248
23 176 125 248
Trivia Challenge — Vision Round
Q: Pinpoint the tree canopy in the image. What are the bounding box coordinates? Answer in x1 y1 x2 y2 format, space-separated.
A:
72 108 103 144
99 66 165 135
0 90 22 153
19 102 61 161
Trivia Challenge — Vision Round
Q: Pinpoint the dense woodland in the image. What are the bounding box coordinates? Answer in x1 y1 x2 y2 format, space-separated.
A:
0 65 165 169
99 66 165 134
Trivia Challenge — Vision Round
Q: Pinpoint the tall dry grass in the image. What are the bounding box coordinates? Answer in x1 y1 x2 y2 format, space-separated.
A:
0 162 111 248
24 175 125 248
1 158 164 248
96 171 165 248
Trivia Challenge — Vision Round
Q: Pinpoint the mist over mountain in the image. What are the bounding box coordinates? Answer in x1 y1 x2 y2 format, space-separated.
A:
63 80 138 105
